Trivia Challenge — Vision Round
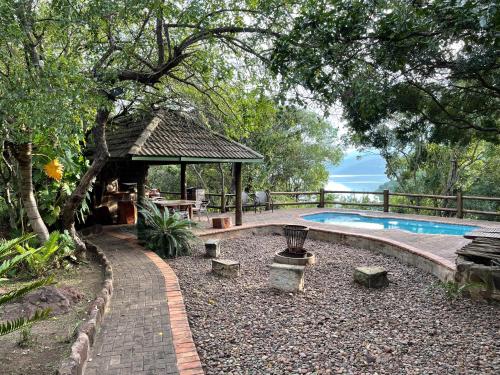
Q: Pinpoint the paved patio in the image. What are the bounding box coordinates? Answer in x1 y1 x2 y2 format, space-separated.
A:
194 208 499 263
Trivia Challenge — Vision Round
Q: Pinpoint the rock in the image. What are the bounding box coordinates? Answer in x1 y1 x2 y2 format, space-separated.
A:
354 267 389 288
212 259 240 278
269 263 305 292
205 239 221 258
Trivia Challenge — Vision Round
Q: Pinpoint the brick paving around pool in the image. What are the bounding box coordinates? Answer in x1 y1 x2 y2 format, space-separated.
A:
85 230 203 375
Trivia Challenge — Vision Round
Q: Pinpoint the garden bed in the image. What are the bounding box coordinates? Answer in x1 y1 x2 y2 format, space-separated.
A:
169 234 499 374
0 257 103 375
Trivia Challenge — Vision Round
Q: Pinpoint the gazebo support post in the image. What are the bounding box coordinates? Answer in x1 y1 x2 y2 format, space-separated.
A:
218 163 226 213
235 162 242 226
137 163 149 206
180 162 187 199
136 163 149 241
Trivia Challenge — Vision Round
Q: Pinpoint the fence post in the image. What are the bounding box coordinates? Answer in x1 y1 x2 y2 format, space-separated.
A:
265 189 271 211
456 190 463 219
383 189 389 212
319 188 325 208
220 191 226 213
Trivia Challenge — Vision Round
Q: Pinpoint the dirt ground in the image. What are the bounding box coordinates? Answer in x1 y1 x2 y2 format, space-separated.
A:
0 255 104 375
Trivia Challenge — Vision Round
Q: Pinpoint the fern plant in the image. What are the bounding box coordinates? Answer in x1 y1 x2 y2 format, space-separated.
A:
139 200 196 258
0 235 52 336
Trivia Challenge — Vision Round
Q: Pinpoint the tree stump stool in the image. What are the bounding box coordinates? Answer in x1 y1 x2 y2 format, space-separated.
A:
212 259 240 278
354 267 389 288
270 263 305 292
212 216 231 229
205 240 221 258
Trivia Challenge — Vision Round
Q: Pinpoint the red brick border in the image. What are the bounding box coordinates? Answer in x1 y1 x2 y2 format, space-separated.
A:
107 230 204 375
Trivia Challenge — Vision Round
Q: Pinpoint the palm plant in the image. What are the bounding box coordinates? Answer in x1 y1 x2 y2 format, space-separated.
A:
0 235 52 336
139 200 196 258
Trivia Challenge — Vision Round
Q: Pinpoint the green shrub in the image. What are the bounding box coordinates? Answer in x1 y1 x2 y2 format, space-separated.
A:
139 200 196 258
0 235 52 336
16 231 75 277
434 281 484 302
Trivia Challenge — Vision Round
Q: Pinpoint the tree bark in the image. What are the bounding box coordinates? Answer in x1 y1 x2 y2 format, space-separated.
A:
61 107 110 255
0 144 18 230
3 186 18 230
12 143 50 242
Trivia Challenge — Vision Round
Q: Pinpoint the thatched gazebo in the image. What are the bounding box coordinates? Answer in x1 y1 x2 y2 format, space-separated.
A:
90 109 263 226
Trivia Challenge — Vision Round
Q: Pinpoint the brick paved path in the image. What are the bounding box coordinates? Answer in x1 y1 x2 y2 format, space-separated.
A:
86 234 179 375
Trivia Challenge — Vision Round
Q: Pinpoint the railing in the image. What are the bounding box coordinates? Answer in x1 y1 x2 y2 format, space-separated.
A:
160 189 500 219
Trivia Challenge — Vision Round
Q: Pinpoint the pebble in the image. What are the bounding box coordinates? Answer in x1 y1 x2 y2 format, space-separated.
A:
169 235 500 374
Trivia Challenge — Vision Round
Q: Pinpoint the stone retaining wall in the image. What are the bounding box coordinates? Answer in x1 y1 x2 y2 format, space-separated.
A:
57 241 113 375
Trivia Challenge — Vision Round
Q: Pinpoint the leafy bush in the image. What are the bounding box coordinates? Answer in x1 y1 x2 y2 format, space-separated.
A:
15 231 75 277
0 235 52 336
139 200 196 258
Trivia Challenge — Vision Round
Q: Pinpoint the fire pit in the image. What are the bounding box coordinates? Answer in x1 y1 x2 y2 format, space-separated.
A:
274 225 315 266
283 225 309 254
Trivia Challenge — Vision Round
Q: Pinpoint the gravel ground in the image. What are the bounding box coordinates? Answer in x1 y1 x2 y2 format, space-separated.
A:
169 235 500 375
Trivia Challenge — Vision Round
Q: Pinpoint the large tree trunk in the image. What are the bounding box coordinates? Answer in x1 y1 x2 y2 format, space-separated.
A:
12 143 50 242
61 108 110 256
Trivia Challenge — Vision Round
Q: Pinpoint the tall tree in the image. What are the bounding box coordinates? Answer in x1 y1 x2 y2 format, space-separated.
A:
60 0 290 251
271 0 500 147
0 0 96 241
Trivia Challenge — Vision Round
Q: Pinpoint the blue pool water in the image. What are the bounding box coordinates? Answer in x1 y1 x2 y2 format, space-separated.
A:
302 213 479 236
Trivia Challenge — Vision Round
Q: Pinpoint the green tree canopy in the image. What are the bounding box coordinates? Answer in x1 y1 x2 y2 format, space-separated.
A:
271 0 500 146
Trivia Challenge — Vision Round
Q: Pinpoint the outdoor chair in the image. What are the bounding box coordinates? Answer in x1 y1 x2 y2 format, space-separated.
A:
192 199 210 221
242 191 254 211
253 191 273 213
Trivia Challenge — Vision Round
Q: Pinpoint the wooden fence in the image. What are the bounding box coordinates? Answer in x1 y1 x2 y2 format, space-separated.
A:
160 189 500 219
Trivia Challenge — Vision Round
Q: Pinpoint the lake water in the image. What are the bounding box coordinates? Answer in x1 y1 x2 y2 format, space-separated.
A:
326 151 389 192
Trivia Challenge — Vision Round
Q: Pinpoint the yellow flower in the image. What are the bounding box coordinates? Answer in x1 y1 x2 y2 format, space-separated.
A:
44 159 64 181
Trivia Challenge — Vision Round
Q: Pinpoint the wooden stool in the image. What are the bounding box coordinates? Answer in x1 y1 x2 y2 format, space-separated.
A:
212 216 231 229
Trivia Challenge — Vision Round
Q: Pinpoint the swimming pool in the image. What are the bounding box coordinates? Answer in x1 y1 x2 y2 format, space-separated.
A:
302 212 479 236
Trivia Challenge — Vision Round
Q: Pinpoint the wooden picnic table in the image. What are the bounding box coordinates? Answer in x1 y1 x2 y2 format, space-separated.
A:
153 199 197 220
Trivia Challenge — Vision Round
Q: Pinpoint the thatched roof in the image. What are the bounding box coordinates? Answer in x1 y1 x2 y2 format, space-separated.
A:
97 110 263 163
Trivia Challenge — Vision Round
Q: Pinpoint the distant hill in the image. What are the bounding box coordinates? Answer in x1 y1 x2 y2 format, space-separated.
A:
326 150 389 191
